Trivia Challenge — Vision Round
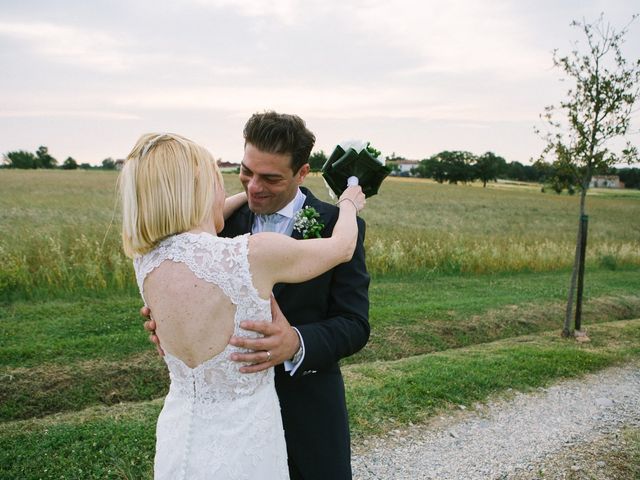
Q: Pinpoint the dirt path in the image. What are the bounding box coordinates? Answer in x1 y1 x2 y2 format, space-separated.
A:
351 363 640 479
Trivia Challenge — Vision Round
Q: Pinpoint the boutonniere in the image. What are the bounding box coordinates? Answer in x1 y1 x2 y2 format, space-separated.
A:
293 206 324 239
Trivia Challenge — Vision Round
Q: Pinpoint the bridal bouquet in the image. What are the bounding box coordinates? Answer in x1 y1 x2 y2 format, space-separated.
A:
321 140 391 198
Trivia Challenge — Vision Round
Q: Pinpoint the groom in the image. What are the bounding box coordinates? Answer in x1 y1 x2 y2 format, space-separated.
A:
145 111 370 479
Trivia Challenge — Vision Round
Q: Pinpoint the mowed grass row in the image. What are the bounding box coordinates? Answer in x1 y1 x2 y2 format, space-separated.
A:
2 268 640 421
1 170 639 299
2 319 639 480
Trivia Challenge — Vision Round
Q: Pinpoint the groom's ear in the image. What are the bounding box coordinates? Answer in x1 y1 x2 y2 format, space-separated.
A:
295 163 310 185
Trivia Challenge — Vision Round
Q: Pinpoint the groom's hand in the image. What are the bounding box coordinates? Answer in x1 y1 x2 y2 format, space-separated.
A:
141 306 165 357
229 295 300 373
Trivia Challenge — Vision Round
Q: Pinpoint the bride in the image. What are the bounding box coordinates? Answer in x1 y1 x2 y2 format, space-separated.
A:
119 133 365 479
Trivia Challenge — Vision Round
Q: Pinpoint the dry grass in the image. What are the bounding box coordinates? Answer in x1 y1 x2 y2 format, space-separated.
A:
1 170 639 299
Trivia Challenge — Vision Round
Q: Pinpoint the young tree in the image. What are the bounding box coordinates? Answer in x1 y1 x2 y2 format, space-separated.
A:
536 15 640 337
552 156 581 194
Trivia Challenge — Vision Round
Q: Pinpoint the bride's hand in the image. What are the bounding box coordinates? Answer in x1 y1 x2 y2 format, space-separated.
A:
223 192 247 220
338 186 365 212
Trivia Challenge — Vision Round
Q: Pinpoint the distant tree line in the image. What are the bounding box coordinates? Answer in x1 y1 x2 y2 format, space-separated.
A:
4 145 640 189
308 150 328 171
301 147 640 190
2 147 118 170
531 161 640 192
410 150 536 187
613 167 640 189
401 150 640 190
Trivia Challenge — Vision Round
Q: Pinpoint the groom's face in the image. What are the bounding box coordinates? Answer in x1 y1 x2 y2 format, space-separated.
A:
240 143 310 215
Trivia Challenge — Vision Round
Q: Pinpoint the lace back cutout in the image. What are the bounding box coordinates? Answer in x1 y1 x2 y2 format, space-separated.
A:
133 232 272 412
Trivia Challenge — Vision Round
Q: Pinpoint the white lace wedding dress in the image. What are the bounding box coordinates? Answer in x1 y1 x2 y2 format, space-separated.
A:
134 232 290 480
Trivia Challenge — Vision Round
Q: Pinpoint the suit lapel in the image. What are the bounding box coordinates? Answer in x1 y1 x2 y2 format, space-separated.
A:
236 204 255 235
273 188 330 296
246 209 255 234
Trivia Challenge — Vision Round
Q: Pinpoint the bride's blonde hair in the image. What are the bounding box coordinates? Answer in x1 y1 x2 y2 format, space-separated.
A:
119 133 224 258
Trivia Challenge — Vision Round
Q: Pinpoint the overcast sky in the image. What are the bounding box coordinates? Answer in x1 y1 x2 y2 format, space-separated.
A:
1 0 639 165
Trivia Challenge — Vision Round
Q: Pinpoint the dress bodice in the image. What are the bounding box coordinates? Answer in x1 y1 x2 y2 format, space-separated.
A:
133 232 289 479
133 232 273 417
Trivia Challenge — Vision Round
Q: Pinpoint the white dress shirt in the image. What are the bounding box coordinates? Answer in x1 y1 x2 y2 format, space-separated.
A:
251 188 307 376
252 188 306 236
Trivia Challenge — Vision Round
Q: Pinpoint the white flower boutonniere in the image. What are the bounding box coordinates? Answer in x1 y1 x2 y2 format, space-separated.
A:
293 206 324 239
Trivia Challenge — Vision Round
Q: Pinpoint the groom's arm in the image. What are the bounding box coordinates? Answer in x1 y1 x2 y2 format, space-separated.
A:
228 217 370 374
292 217 370 374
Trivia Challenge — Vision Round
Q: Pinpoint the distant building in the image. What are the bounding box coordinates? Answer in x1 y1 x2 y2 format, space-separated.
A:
589 175 624 189
388 159 420 175
217 160 241 172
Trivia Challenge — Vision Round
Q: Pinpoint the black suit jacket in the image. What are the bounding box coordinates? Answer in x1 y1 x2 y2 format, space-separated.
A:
221 187 370 480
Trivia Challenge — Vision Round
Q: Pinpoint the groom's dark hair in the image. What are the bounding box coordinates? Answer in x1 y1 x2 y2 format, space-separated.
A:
243 111 316 174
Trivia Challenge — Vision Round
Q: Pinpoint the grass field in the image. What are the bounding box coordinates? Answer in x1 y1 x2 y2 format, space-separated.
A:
1 170 639 299
2 320 639 479
1 169 639 478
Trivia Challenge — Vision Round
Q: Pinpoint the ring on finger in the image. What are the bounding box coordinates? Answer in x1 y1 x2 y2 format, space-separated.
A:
265 350 272 362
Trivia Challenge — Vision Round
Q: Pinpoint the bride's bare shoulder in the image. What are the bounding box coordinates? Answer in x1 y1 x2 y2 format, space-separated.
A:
246 233 293 291
248 233 290 262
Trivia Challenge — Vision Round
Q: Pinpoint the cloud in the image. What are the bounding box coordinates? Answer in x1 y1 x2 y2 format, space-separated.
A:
349 0 552 79
0 21 132 72
0 80 540 125
110 83 537 123
0 110 140 120
189 0 300 25
185 0 553 79
0 19 258 79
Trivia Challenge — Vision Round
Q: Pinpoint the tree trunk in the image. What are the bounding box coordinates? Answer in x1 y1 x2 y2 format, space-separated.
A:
562 187 588 336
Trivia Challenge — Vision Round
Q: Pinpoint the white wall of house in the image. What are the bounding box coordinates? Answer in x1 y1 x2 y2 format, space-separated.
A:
589 175 622 189
389 161 419 174
398 162 418 173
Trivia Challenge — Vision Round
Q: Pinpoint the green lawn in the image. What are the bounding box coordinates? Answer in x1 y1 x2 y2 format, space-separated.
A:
2 319 639 480
2 267 639 421
1 170 639 479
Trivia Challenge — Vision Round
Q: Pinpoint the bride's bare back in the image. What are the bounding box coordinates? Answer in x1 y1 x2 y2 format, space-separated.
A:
134 232 274 373
144 261 236 368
